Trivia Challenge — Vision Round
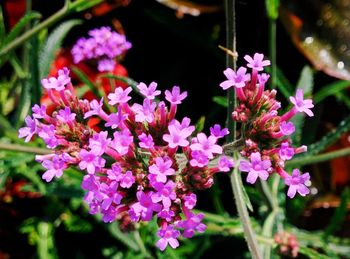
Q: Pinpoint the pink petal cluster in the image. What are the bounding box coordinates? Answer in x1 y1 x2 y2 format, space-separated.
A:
19 69 233 251
220 52 313 198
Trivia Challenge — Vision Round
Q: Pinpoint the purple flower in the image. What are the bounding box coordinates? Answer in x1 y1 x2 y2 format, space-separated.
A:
239 152 272 184
105 105 127 129
279 142 295 161
176 212 206 238
57 107 76 123
97 58 115 72
81 174 99 191
84 98 104 119
257 73 270 85
190 133 223 159
290 89 314 117
151 180 177 209
156 224 180 251
163 122 194 148
89 131 111 156
107 163 123 182
41 154 67 182
218 156 234 172
220 67 250 90
32 104 47 119
148 157 175 183
129 191 162 222
183 193 197 209
165 86 187 104
244 53 271 71
280 121 295 136
137 82 161 100
284 169 310 198
79 149 106 174
111 129 133 155
119 171 135 188
189 150 209 167
38 124 58 149
210 124 229 139
138 133 154 149
41 67 71 91
97 182 123 210
18 115 38 142
158 209 175 222
132 98 157 123
108 87 132 105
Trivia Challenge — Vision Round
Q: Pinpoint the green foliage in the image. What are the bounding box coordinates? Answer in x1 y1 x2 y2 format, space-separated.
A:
265 0 280 20
39 19 82 78
313 80 350 104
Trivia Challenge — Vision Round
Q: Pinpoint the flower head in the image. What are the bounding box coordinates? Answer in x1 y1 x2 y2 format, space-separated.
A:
290 89 314 117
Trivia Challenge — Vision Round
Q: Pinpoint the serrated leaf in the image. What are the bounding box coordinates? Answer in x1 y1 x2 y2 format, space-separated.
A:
39 19 82 78
303 114 350 156
3 12 41 46
313 80 350 104
291 66 314 145
212 96 227 107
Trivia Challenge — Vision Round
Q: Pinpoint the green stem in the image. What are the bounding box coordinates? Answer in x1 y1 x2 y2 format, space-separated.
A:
268 18 277 88
133 230 152 258
0 142 51 154
286 147 350 168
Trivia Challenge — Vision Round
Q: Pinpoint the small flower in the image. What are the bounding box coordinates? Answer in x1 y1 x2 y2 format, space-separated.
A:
18 116 38 142
41 67 71 91
151 180 177 209
149 157 175 183
108 87 132 105
210 124 229 139
119 171 135 188
163 123 194 148
218 156 234 172
156 224 180 251
129 191 162 222
32 104 47 119
244 53 271 71
190 150 209 167
257 73 270 85
176 212 206 238
57 107 76 123
290 89 314 117
165 86 187 104
38 124 58 149
239 152 272 184
79 149 106 174
280 121 295 136
107 163 123 181
138 133 154 149
284 169 310 198
220 67 250 90
111 129 133 155
97 58 115 72
84 98 104 119
89 131 111 156
158 209 175 222
105 105 127 129
132 98 157 123
81 174 99 192
183 193 197 209
41 154 67 182
190 133 222 159
279 142 295 161
137 82 161 100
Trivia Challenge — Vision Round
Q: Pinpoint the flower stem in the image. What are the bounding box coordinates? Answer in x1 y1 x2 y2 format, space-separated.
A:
286 147 350 168
0 142 51 154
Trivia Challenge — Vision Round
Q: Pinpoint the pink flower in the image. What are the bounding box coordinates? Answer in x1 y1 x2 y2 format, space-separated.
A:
257 73 270 85
190 150 209 167
148 157 175 183
129 191 162 222
108 87 132 105
84 98 104 119
89 131 111 156
165 86 187 104
244 53 271 71
151 180 177 209
239 152 272 184
38 124 58 149
156 224 180 251
176 212 206 238
137 82 161 100
138 133 154 149
105 105 127 129
183 193 197 209
190 133 223 159
163 122 194 148
279 142 295 161
41 154 67 182
220 67 250 89
32 104 47 119
284 169 310 198
57 107 76 123
290 89 314 117
210 124 229 139
111 129 133 155
280 121 295 136
18 115 39 142
218 156 234 172
132 98 156 123
41 67 71 91
97 58 115 72
79 149 106 174
119 171 135 188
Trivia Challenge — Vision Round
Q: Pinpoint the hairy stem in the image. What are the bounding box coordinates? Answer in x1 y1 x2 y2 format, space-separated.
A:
0 142 51 154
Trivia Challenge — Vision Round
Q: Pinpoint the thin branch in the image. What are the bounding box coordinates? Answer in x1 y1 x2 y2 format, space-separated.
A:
0 142 51 154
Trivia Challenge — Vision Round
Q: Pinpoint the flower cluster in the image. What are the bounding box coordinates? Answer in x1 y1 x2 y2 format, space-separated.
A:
220 53 313 198
274 231 299 258
71 26 132 72
19 68 233 251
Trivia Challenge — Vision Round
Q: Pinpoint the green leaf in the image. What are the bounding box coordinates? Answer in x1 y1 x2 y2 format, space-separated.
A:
212 96 227 107
195 116 205 133
68 0 103 12
291 66 314 145
324 188 350 238
298 247 330 259
0 6 6 47
39 19 82 78
3 12 42 46
334 91 350 109
303 114 350 156
313 80 350 104
265 0 280 20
